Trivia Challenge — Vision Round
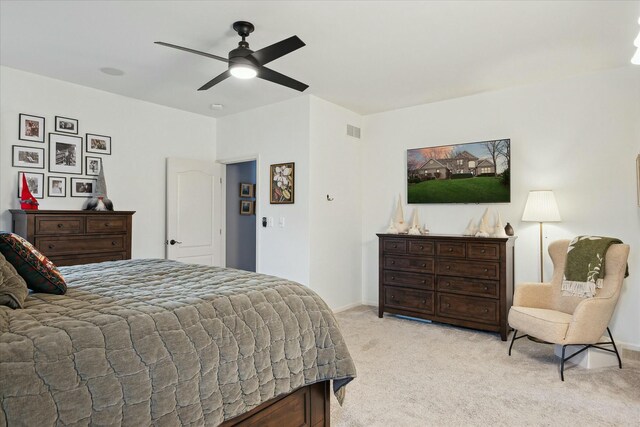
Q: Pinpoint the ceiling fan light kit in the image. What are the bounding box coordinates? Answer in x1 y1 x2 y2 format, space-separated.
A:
156 21 308 91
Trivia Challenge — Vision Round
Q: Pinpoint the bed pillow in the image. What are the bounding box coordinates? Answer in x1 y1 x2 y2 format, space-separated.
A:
0 232 66 294
0 252 29 308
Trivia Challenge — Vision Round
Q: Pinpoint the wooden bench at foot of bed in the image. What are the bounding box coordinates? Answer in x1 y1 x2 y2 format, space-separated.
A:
220 381 330 427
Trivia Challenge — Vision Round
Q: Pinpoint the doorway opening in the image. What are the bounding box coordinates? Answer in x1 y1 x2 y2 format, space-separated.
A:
225 160 257 271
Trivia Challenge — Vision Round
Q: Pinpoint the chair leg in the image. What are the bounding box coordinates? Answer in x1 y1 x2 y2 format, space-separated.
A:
561 345 567 381
607 327 622 369
508 329 518 356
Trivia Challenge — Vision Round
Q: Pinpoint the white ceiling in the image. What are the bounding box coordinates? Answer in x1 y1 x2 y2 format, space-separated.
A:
1 1 638 118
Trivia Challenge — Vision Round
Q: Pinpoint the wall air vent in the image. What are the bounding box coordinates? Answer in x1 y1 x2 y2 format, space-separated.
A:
346 124 361 139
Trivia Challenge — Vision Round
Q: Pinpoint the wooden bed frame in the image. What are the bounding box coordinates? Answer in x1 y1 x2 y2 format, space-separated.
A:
220 381 330 427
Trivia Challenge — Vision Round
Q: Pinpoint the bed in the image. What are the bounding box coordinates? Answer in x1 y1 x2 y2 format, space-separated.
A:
0 258 356 426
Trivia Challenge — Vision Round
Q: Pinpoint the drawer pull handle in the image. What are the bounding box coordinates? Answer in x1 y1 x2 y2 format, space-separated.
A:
483 286 488 291
419 245 424 250
112 241 117 246
483 308 489 313
422 300 426 304
448 248 453 252
481 249 486 253
391 260 395 265
446 265 450 270
48 244 54 249
484 268 488 272
57 223 64 228
421 263 426 267
391 276 395 280
446 282 451 287
444 303 450 308
421 280 426 284
391 295 395 300
104 223 111 227
392 244 397 248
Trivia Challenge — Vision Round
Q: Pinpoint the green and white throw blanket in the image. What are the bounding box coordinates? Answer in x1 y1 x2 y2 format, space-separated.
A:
562 236 628 298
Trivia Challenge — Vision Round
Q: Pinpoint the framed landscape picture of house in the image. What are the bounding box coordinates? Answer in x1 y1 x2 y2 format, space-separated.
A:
407 139 510 204
270 162 294 204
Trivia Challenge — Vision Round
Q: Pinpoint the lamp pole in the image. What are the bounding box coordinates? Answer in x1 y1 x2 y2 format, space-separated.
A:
538 222 544 282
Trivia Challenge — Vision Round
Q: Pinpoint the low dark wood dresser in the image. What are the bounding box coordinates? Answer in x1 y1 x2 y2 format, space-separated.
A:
10 210 135 266
377 233 515 340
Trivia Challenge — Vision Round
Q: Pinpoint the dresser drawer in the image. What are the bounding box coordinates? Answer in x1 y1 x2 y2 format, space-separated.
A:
437 294 498 324
383 239 407 254
36 236 126 255
467 242 500 260
436 277 499 298
436 241 466 258
385 286 434 314
384 256 434 273
436 260 500 279
383 271 434 290
86 216 127 234
50 252 127 267
35 217 84 235
408 240 434 255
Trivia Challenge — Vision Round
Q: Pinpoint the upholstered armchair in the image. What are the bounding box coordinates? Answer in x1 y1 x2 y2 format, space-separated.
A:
508 239 630 380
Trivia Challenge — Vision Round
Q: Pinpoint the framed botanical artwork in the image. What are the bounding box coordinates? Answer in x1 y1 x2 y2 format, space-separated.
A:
18 171 44 199
54 116 78 134
70 177 97 197
85 156 102 176
240 200 254 215
49 133 82 174
239 182 255 198
19 113 45 143
270 162 294 204
48 176 67 197
86 133 111 155
12 145 45 169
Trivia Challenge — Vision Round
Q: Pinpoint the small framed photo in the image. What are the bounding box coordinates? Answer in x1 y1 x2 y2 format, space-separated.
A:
54 116 78 134
71 177 97 197
240 200 255 215
239 182 255 198
12 145 45 169
19 113 45 143
18 171 44 199
49 133 82 174
48 176 67 197
86 133 111 155
85 156 102 176
270 162 294 204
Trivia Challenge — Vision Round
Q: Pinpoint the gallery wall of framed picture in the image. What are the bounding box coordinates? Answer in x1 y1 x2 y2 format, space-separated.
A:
10 112 112 204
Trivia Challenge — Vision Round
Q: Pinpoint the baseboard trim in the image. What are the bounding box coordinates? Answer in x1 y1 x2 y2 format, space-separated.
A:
332 302 364 313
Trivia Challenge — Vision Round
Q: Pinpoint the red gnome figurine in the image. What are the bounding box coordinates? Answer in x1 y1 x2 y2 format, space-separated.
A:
20 174 39 210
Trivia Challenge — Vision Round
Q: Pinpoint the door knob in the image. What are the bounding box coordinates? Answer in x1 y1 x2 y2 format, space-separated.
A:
168 239 182 245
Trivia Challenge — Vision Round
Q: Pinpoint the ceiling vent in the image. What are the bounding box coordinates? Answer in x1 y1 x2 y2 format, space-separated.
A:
346 124 361 139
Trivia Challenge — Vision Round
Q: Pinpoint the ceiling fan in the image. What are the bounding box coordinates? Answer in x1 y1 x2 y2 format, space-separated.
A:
155 21 308 92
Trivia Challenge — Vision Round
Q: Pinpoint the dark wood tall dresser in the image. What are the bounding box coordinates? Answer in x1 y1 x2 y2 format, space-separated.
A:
10 210 135 266
377 233 515 340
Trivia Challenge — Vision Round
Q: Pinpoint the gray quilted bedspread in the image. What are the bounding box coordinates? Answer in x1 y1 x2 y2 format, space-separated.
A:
0 259 356 426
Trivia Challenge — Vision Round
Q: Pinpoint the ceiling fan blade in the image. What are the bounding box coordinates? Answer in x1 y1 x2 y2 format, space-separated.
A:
258 66 308 92
155 41 228 63
198 70 232 91
249 36 305 66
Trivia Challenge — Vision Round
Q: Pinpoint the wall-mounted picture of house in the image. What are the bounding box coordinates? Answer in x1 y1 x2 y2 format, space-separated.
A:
407 139 510 203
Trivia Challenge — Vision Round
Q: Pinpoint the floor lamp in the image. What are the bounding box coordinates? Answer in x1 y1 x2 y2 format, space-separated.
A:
522 190 561 282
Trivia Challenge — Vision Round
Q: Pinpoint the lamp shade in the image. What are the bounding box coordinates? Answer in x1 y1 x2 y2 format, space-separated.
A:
522 190 561 222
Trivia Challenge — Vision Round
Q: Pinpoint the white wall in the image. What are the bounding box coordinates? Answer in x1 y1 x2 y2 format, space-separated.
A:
216 96 311 285
0 66 216 258
361 67 640 348
309 96 363 311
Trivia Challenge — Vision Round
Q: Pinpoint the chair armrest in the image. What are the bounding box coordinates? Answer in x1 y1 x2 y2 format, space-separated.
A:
564 296 617 344
513 283 554 308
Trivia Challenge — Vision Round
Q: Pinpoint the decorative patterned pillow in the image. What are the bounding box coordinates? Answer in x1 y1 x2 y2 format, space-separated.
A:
0 232 66 294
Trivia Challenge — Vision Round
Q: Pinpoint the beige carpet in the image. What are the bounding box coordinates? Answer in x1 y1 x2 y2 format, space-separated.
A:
331 306 640 426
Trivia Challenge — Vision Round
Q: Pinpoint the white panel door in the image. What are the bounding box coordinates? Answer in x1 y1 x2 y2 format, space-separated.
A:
166 158 222 266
